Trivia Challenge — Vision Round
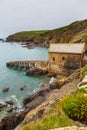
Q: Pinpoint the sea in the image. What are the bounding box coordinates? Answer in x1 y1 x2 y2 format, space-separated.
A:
0 41 48 119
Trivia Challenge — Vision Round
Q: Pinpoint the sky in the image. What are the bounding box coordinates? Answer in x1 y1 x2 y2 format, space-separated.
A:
0 0 87 38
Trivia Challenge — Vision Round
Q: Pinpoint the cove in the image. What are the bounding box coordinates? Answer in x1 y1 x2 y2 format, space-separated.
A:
0 41 48 104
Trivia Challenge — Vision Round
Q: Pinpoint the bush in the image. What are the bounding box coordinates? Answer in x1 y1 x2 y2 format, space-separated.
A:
77 88 87 94
61 93 87 122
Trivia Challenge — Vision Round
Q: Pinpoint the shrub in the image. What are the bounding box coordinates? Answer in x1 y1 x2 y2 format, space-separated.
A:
77 88 87 94
61 93 87 122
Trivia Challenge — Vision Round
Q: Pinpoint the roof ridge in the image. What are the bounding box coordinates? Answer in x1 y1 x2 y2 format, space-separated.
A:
49 43 85 54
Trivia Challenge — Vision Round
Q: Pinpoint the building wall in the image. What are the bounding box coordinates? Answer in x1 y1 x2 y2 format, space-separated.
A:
48 52 82 73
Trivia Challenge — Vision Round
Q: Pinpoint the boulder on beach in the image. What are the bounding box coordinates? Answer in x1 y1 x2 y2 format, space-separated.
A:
2 87 9 93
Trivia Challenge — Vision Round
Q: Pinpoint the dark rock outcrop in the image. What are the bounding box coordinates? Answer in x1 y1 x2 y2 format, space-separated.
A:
20 86 26 91
0 102 7 109
7 107 13 113
0 86 52 130
2 87 9 93
50 80 61 89
23 86 51 107
64 69 80 85
25 96 46 111
0 78 63 130
0 39 4 42
47 72 57 77
5 99 14 105
0 111 25 130
26 68 48 76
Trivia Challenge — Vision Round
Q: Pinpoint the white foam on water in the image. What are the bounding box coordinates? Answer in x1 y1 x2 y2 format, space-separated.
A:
11 95 18 102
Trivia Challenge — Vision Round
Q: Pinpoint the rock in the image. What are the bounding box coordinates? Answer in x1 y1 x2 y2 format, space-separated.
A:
25 96 46 112
13 106 18 110
47 72 57 77
7 107 13 113
78 75 87 89
2 87 9 93
26 68 48 76
50 80 61 89
20 86 26 91
5 99 14 105
0 102 7 109
64 69 80 85
40 83 47 88
50 126 87 130
0 39 4 42
0 111 25 130
23 86 52 114
49 77 56 84
27 45 35 49
23 86 50 106
49 100 56 106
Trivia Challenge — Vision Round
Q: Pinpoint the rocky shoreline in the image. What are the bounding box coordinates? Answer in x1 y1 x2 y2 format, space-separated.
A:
0 83 55 130
14 69 81 130
0 69 81 130
21 42 49 49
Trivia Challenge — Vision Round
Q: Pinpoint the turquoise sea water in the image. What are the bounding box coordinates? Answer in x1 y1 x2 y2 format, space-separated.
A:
0 41 48 103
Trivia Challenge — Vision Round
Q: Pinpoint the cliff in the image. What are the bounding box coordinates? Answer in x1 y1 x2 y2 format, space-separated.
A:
14 68 87 130
7 19 87 46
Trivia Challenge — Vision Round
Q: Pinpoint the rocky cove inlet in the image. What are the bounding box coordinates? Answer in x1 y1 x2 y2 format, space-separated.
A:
0 41 48 120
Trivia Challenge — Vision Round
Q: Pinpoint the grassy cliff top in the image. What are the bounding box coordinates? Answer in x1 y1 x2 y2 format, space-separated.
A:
7 19 87 44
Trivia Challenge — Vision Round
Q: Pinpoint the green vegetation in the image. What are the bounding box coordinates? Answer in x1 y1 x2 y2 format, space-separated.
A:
7 19 87 45
22 88 87 130
70 29 87 43
7 30 49 42
60 89 87 122
77 88 87 94
80 65 87 80
22 109 74 130
12 30 49 36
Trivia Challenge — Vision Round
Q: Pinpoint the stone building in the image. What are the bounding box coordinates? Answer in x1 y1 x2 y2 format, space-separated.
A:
48 43 86 74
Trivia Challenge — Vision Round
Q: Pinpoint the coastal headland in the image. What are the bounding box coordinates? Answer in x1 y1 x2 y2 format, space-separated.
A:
6 19 87 48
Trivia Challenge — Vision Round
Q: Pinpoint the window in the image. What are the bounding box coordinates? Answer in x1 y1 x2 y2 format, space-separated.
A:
52 57 55 61
62 57 65 61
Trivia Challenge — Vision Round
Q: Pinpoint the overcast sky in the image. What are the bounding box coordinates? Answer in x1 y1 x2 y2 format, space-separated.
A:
0 0 87 37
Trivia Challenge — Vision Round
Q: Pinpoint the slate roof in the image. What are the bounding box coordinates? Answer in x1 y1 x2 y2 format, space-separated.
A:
49 43 85 54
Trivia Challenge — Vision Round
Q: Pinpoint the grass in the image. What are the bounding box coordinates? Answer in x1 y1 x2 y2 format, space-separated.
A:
22 88 87 130
76 88 87 94
14 30 49 36
7 30 49 41
6 30 49 43
70 29 87 42
22 108 74 130
7 19 87 43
